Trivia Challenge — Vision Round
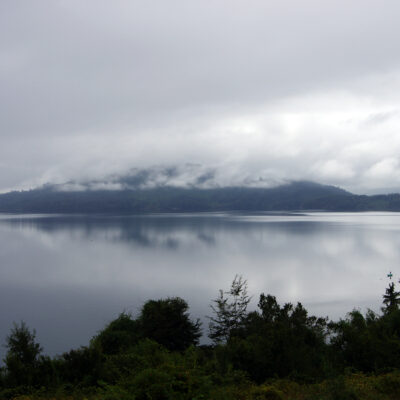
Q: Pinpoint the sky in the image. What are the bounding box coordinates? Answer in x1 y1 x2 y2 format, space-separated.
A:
1 0 400 194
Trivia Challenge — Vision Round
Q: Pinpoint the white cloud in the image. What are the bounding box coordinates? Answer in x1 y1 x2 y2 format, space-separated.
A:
1 1 400 193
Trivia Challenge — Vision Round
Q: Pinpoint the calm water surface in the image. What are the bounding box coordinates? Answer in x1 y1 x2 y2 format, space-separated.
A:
1 212 399 359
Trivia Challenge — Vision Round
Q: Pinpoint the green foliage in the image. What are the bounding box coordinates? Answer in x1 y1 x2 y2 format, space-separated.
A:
128 368 175 400
98 340 215 400
250 385 285 400
382 282 400 314
3 321 43 387
373 371 400 395
59 345 104 386
92 312 141 355
324 376 358 400
329 304 400 373
93 297 201 356
5 278 400 399
219 293 329 382
209 275 251 343
98 383 136 400
139 297 202 351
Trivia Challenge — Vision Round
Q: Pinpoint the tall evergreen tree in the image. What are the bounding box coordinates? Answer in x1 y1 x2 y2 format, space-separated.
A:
382 282 400 314
208 275 251 343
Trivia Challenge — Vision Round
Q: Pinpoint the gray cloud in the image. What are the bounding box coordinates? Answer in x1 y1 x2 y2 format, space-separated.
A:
362 110 399 127
1 0 400 193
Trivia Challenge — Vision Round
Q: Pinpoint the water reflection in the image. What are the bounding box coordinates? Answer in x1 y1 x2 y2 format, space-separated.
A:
1 212 400 359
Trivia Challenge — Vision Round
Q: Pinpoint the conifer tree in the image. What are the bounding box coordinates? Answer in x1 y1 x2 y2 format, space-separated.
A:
382 281 400 314
208 275 251 343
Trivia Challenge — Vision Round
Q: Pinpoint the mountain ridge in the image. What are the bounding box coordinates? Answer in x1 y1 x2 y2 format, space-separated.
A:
1 180 400 213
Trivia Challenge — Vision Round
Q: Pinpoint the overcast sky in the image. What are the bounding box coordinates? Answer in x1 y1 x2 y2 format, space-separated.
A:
1 0 400 193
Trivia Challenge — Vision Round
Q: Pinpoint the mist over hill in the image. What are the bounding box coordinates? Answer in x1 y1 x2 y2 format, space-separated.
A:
1 177 400 213
42 165 287 192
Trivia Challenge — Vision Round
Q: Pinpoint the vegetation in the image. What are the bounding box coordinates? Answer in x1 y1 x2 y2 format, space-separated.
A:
209 274 251 343
2 278 400 399
3 181 400 213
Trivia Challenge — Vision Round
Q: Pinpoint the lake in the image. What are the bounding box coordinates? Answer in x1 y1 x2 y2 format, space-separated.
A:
0 212 399 360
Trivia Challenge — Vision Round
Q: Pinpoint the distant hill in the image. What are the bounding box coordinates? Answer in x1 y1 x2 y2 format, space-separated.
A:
0 180 400 213
0 181 400 213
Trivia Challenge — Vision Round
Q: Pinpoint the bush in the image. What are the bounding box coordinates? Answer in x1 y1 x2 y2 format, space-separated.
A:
374 371 400 395
128 368 175 400
92 312 141 355
250 385 284 400
59 345 104 386
139 297 202 351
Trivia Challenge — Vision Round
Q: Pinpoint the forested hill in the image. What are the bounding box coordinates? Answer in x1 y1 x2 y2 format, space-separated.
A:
0 180 400 213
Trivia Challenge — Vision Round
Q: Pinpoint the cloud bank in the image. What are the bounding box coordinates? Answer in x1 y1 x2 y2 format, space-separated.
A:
1 0 400 193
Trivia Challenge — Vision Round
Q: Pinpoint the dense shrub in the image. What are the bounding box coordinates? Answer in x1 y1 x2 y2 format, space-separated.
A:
139 297 202 351
92 312 141 355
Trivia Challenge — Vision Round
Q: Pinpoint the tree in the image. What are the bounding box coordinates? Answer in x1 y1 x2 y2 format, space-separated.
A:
60 345 104 385
138 297 202 351
208 275 251 343
382 282 400 314
91 312 141 355
4 321 42 387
